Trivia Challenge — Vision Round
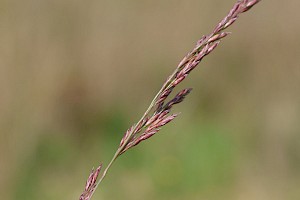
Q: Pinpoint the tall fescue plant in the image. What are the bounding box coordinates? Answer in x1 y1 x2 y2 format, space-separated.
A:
79 0 261 199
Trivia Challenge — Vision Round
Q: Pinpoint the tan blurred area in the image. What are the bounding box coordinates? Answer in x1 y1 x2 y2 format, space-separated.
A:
0 0 299 199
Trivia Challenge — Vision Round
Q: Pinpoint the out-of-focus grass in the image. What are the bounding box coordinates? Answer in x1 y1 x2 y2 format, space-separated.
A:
1 0 300 200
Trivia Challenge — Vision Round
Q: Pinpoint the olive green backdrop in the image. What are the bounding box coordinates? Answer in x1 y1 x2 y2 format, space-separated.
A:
0 0 299 199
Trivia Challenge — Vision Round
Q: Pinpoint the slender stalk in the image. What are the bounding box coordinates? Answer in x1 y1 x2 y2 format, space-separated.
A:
88 151 119 199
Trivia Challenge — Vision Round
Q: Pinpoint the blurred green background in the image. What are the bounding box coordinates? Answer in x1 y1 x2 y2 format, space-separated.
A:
1 0 300 199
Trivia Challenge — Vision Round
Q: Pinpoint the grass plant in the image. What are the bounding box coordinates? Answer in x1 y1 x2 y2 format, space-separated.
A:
79 1 261 199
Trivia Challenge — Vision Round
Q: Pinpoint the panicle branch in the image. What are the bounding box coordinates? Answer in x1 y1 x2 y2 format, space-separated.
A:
79 165 102 200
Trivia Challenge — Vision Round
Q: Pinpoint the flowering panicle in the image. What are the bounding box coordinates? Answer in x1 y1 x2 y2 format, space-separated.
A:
116 0 261 156
79 1 261 199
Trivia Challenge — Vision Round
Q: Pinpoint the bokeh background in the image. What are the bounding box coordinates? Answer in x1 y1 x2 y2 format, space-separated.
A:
1 0 299 199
